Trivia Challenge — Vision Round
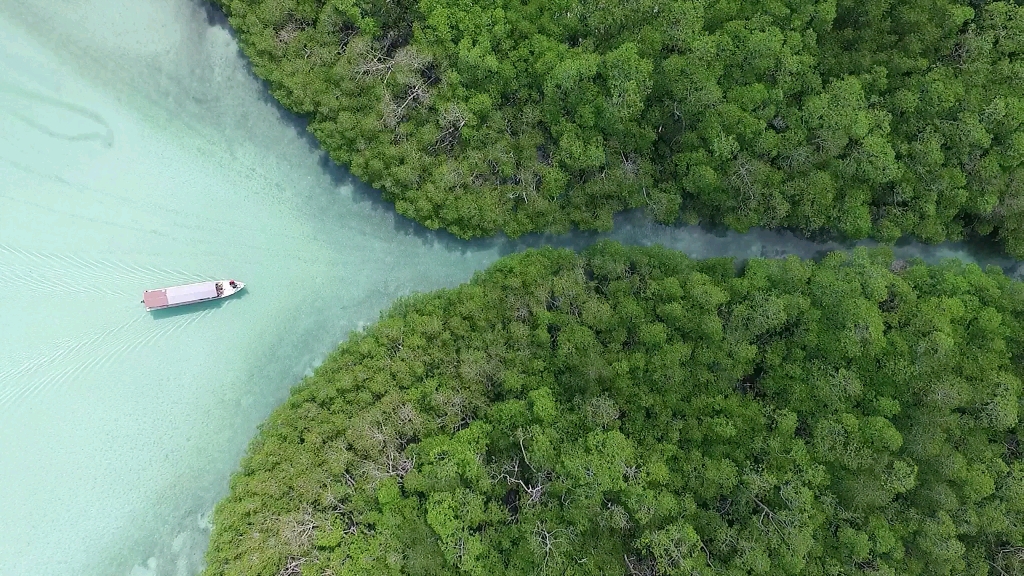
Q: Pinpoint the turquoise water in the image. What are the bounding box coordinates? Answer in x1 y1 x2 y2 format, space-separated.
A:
0 1 1018 575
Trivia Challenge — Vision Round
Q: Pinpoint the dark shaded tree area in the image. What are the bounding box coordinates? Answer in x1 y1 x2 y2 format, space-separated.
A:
210 0 1024 252
205 242 1024 576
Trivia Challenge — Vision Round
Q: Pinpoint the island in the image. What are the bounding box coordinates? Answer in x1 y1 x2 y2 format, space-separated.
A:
210 0 1024 255
203 242 1024 576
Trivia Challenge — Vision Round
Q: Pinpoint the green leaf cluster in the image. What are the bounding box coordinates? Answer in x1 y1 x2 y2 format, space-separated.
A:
204 242 1024 575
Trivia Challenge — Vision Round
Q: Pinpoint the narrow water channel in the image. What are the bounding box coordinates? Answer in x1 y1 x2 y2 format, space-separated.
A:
0 1 1018 575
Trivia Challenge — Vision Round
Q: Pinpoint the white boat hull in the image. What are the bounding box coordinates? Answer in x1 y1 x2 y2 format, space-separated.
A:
142 280 244 311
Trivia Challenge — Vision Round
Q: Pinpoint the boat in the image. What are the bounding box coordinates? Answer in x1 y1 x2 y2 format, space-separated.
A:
141 279 245 311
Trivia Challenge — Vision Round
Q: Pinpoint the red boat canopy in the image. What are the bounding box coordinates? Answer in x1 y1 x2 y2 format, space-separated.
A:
143 290 169 308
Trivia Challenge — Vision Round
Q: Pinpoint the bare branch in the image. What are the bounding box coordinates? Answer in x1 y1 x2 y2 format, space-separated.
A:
380 81 430 128
497 456 546 505
620 151 639 178
433 103 467 153
986 559 1011 576
700 539 715 568
519 433 536 473
278 556 306 576
533 523 569 565
384 450 415 478
279 505 318 549
275 19 308 46
624 554 657 576
750 495 795 547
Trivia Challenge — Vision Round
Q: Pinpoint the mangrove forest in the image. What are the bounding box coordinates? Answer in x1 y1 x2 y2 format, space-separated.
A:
211 0 1024 254
204 242 1024 576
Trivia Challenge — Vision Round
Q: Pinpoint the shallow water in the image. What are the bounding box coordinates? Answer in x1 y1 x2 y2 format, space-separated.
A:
0 2 1018 575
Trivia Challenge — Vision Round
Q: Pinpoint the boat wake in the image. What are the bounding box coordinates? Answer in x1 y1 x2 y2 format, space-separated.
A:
0 307 217 410
0 243 199 297
0 239 247 411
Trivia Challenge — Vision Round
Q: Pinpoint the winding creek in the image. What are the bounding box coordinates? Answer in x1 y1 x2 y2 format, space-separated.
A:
0 1 1020 575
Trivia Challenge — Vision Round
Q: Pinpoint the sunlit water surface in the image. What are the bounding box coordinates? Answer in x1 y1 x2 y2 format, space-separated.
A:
0 1 1019 575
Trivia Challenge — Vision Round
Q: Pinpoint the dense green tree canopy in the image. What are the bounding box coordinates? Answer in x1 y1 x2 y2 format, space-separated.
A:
205 242 1024 575
210 0 1024 253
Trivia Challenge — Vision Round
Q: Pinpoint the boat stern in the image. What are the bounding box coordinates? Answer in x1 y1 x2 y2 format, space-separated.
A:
142 289 169 310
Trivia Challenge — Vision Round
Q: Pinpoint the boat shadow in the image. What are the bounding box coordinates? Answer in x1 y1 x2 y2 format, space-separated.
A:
147 290 250 320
